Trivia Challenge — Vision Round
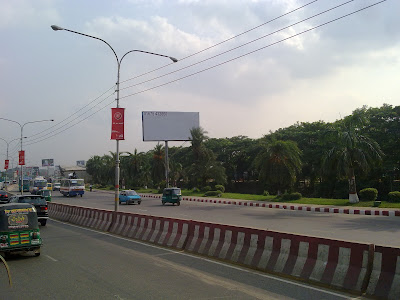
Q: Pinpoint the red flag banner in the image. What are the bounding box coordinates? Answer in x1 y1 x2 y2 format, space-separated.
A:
111 108 125 140
19 151 25 165
4 160 9 170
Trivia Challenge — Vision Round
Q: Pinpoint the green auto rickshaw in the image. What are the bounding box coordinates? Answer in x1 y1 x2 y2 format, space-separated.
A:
40 189 52 202
0 203 42 258
161 188 182 206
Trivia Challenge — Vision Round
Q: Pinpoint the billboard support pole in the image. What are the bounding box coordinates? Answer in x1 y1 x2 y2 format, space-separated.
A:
165 141 169 188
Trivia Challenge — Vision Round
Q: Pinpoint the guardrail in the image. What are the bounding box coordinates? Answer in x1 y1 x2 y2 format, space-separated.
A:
48 203 400 299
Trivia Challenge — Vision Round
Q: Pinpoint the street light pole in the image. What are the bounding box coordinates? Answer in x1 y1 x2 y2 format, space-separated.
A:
0 118 54 195
51 25 178 212
0 137 24 185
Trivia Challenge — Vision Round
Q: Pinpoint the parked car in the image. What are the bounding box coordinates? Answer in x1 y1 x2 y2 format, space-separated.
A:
0 191 9 204
119 190 142 205
53 183 61 191
8 195 49 226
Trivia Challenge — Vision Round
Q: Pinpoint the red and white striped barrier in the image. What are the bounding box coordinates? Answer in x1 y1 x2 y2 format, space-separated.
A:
185 221 371 293
109 213 190 249
367 245 400 299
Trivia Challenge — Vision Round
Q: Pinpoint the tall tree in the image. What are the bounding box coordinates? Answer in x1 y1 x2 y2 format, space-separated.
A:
322 113 384 203
256 140 302 195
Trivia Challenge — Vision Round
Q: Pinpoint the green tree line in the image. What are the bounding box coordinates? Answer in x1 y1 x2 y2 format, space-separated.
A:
86 104 400 202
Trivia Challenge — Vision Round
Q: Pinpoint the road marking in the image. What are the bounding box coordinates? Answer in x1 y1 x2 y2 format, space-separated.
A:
51 219 352 299
45 255 58 262
137 209 147 212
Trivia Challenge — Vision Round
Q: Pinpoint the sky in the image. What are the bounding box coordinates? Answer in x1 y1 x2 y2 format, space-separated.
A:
0 0 399 168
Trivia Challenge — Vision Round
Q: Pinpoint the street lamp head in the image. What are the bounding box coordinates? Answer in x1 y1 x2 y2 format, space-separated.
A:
169 57 178 63
51 25 64 31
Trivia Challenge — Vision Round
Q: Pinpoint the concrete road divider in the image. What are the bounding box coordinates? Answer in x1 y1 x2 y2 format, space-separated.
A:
367 245 400 300
109 212 190 249
185 221 371 293
48 203 400 298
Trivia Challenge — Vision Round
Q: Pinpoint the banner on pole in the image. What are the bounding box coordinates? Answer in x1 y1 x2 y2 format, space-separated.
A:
4 160 9 170
18 151 25 165
111 108 125 140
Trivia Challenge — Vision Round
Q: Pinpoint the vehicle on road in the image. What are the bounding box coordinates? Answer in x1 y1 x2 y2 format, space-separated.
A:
46 183 52 191
162 188 182 206
119 190 141 205
53 182 61 191
0 191 9 204
19 178 30 192
60 178 85 197
12 180 17 184
29 176 47 195
0 203 42 258
9 195 49 226
40 189 52 202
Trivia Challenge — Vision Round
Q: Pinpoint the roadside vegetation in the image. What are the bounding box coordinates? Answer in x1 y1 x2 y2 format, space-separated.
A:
85 104 400 207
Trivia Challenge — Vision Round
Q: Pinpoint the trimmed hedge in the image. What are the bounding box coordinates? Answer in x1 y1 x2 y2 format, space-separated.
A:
215 185 225 193
359 188 378 202
281 192 302 201
203 190 222 197
202 186 212 192
388 191 400 203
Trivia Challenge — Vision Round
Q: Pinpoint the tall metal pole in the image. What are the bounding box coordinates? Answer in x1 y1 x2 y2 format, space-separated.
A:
51 25 178 212
165 141 169 188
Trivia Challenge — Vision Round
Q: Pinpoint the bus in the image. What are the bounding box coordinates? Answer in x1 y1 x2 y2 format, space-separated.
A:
60 178 85 197
29 176 47 195
19 178 30 192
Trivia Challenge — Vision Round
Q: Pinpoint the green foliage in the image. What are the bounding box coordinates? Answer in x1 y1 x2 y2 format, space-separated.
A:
388 191 400 203
256 140 302 194
263 190 269 196
215 185 225 193
192 187 200 193
359 188 378 201
203 190 222 197
280 192 302 201
202 186 211 192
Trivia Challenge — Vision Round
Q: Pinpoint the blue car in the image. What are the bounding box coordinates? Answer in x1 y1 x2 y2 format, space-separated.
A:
119 190 142 205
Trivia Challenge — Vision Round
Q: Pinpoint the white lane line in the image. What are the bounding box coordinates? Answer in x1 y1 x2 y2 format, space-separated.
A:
45 255 58 262
51 219 351 299
137 209 147 212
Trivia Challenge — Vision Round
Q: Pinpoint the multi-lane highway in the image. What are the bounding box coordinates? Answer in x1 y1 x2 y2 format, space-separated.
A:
0 218 355 299
51 190 400 247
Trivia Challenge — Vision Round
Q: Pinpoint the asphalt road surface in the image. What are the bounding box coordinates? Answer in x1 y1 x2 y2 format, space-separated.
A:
0 219 356 300
51 190 400 247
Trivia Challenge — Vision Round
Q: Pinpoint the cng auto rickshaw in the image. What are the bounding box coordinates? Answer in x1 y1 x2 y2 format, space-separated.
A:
40 189 52 202
0 203 42 258
161 188 182 206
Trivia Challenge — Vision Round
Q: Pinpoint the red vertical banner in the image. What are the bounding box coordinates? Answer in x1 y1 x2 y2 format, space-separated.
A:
111 108 125 140
4 160 9 170
19 151 25 165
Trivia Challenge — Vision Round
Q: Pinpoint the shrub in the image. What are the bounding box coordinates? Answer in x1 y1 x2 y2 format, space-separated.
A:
388 191 400 203
192 187 200 193
215 185 225 193
263 190 269 196
202 186 212 192
359 188 378 201
203 190 222 197
281 192 302 201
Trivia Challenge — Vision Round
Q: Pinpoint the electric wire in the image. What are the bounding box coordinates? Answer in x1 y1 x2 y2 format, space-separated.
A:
15 0 385 147
120 0 386 100
119 0 356 92
119 0 321 85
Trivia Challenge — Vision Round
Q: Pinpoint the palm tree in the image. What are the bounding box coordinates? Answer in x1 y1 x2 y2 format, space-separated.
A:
151 144 165 185
323 115 383 203
256 140 302 195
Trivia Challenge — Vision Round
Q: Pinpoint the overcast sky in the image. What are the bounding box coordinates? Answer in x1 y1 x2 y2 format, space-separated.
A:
0 0 398 168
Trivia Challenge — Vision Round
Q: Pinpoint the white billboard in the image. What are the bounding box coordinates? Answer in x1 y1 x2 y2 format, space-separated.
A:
142 111 200 141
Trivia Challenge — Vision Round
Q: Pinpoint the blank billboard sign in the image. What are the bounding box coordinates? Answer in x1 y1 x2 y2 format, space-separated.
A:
142 111 200 141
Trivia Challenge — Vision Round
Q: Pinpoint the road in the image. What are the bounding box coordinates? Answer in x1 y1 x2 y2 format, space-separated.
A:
51 190 400 247
0 219 356 299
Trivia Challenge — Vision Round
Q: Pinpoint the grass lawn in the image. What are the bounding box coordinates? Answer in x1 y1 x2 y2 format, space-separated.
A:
122 188 400 209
